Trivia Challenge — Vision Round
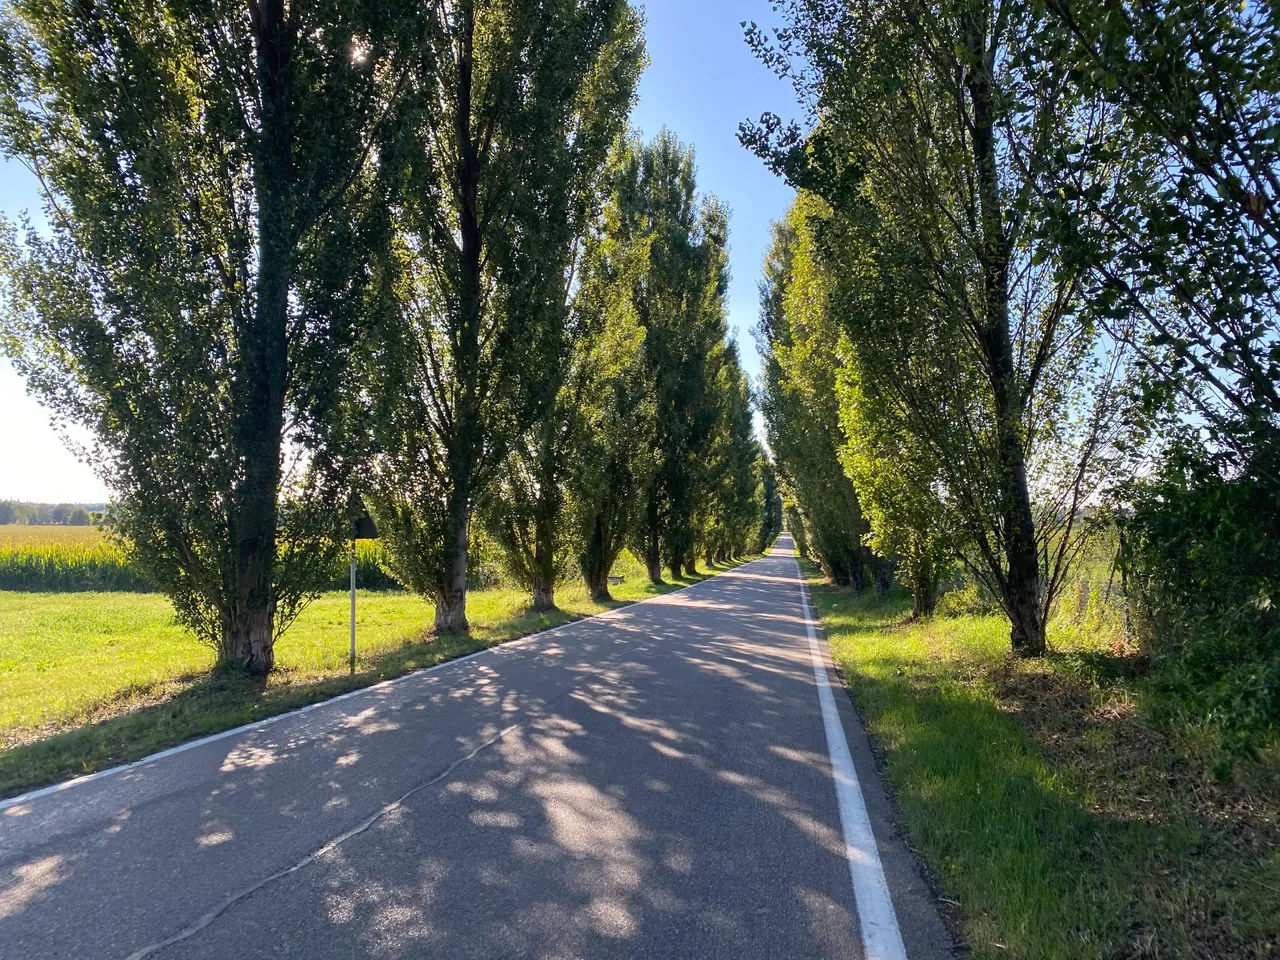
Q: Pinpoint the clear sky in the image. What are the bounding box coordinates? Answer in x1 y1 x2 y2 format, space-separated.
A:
0 0 797 503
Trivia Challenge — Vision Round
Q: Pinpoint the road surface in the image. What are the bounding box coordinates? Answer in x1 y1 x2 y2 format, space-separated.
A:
0 536 952 959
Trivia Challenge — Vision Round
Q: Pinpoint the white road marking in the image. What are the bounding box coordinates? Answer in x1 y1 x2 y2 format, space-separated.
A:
794 553 909 960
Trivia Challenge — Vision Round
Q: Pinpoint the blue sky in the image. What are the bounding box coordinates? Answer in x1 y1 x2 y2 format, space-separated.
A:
0 0 797 502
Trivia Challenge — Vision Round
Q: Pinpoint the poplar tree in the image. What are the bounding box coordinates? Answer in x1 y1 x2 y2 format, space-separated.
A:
744 0 1136 654
609 132 731 581
569 187 654 601
699 342 764 564
366 0 644 630
0 0 415 672
757 208 867 587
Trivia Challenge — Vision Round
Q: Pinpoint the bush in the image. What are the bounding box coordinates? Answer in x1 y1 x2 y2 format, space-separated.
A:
1122 443 1280 759
936 581 998 618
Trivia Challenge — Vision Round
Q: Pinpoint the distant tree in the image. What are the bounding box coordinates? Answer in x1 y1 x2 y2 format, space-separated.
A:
366 0 645 628
0 501 13 525
757 460 783 553
784 500 809 559
570 191 655 601
756 207 867 587
608 132 731 581
698 343 764 564
0 0 419 672
836 360 953 617
766 196 954 615
479 38 645 613
68 507 91 526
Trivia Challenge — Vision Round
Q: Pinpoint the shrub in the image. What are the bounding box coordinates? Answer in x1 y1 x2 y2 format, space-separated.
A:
936 581 999 618
1122 443 1280 759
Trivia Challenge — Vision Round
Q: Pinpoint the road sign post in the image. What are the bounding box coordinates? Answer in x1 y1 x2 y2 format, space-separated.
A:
349 537 357 672
349 507 379 674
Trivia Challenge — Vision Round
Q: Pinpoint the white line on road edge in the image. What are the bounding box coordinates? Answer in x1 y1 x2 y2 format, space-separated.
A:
795 554 909 960
0 558 757 814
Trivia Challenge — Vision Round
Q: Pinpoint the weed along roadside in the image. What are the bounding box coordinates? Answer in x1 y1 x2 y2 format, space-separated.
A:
802 561 1280 960
0 552 758 800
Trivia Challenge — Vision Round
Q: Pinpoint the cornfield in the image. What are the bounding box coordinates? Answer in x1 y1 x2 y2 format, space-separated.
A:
0 527 149 591
0 526 404 593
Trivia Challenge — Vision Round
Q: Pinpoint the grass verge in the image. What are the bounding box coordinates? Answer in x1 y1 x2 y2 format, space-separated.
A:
804 562 1280 960
0 554 754 798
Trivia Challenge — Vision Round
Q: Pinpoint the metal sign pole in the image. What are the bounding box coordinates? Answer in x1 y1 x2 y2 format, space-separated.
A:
349 535 357 673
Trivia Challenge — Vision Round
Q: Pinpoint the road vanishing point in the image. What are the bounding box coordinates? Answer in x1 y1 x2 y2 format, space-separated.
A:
1 536 952 959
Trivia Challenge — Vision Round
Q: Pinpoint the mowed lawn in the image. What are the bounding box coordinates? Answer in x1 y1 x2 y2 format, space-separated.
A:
807 564 1280 960
0 552 743 797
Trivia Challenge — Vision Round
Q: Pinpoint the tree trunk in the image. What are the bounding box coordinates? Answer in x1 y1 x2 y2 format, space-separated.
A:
531 508 556 612
849 547 870 593
875 557 893 597
644 489 663 583
1005 549 1045 655
532 579 555 611
829 562 851 587
911 559 937 618
580 514 613 602
435 490 469 632
224 0 292 675
219 605 276 674
585 569 611 603
646 549 663 583
435 17 481 637
528 422 561 611
967 32 1046 657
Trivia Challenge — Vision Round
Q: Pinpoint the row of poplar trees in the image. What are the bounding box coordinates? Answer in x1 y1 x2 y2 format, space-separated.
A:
745 0 1280 675
0 1 773 675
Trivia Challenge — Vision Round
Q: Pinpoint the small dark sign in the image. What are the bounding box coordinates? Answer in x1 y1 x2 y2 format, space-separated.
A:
352 505 378 540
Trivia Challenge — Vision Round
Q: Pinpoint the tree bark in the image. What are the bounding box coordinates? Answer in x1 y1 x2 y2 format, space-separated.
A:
434 12 482 636
532 579 555 611
644 489 663 583
435 490 469 631
875 556 893 597
829 562 851 587
531 503 556 612
910 559 937 618
966 26 1046 656
223 0 292 674
580 514 614 602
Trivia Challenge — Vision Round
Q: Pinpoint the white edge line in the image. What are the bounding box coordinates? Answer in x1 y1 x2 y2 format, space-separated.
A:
0 558 758 813
795 551 909 960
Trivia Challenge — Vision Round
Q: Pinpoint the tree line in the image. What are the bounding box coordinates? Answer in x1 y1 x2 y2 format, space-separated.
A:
745 0 1280 751
0 501 99 526
0 1 781 675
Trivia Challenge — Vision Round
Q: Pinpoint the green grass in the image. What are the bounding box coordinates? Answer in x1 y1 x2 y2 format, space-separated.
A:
806 563 1280 960
0 552 752 798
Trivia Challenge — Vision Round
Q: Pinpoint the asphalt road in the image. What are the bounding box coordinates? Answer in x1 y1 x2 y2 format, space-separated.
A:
0 536 952 959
